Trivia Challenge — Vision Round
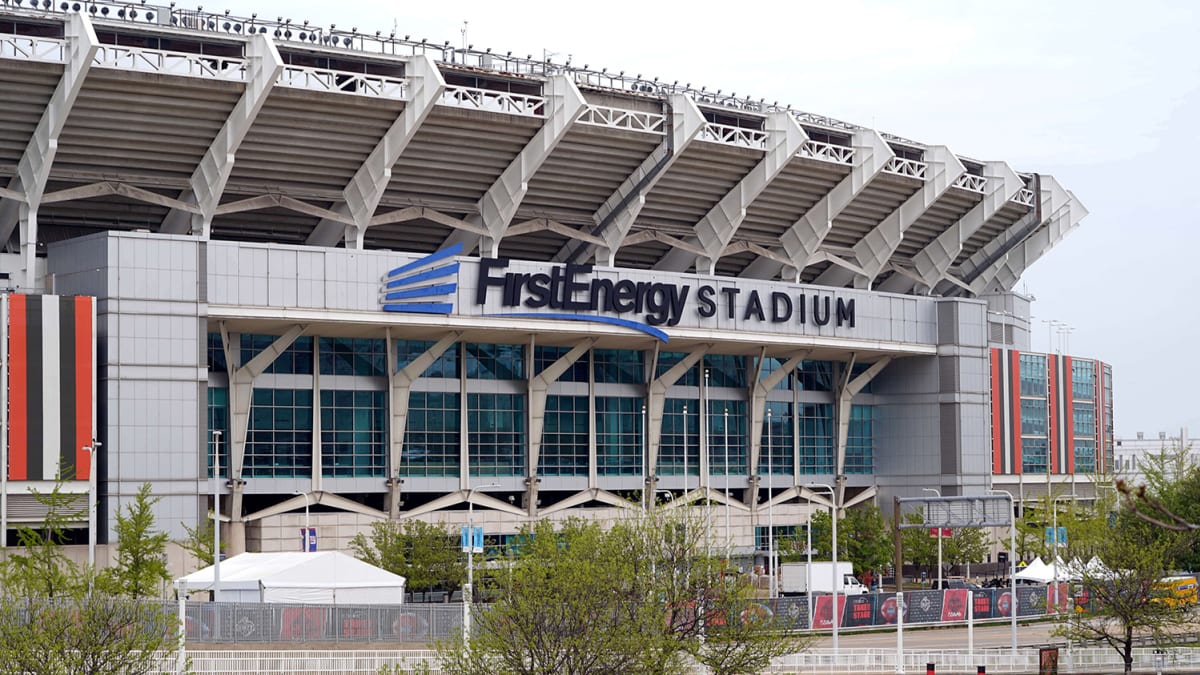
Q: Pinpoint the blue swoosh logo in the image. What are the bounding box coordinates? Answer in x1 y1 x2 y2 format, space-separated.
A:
491 313 668 343
381 244 462 314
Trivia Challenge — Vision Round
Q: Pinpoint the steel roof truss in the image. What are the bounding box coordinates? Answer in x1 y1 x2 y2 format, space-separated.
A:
306 55 446 248
741 129 893 281
655 112 807 274
442 74 586 257
0 12 96 276
880 160 1022 294
160 33 283 237
506 218 606 247
815 146 965 289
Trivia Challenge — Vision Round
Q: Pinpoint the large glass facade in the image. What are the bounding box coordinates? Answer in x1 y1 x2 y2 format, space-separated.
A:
207 333 226 372
1074 439 1096 473
593 349 643 384
1021 438 1048 474
241 334 314 374
754 357 792 391
704 354 746 388
1073 402 1096 437
656 352 699 386
245 388 313 477
595 397 643 476
658 398 700 477
1071 359 1096 400
759 401 794 475
396 340 459 378
466 343 524 380
845 404 873 474
467 393 526 476
207 386 229 477
796 361 834 392
1019 354 1047 397
1020 399 1048 436
320 390 385 477
319 338 386 377
402 392 460 477
798 403 834 474
708 400 746 475
539 395 588 476
533 346 588 383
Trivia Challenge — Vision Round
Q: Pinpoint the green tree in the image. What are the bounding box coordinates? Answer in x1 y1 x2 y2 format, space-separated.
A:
440 509 810 675
1052 513 1199 674
0 480 180 675
350 519 465 595
180 518 218 567
0 481 85 597
99 483 171 599
842 504 892 584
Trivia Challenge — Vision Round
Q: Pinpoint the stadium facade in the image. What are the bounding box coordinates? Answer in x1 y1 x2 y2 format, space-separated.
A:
0 5 1106 560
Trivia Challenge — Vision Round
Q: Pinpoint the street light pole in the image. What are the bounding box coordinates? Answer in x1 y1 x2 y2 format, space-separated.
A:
807 483 837 654
464 482 499 647
1051 495 1073 612
766 407 774 599
211 430 222 602
989 488 1018 658
922 488 942 591
724 406 731 562
85 439 102 597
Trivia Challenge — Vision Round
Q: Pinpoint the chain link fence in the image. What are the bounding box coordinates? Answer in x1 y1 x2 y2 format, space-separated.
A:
184 602 462 644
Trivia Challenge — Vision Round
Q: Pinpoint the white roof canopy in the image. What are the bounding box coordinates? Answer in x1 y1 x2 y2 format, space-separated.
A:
178 551 406 605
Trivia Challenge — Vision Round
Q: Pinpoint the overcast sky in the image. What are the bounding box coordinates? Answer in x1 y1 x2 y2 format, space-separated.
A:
247 0 1198 437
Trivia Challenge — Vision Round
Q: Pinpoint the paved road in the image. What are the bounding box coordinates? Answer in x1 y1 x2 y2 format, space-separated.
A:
810 620 1060 650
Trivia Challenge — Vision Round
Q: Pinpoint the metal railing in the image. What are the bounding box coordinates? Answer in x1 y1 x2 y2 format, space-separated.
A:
954 173 990 193
439 85 545 117
278 66 407 99
185 601 462 644
699 122 769 150
799 139 856 165
0 33 65 62
92 43 246 81
883 157 928 180
577 105 666 134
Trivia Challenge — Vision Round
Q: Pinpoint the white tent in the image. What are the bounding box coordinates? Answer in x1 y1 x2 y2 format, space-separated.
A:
178 551 406 605
1014 556 1053 583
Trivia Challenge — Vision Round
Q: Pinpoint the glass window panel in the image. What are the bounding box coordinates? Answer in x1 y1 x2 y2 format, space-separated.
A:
245 388 313 478
595 397 644 476
658 399 700 477
593 349 644 384
539 395 588 476
402 392 461 477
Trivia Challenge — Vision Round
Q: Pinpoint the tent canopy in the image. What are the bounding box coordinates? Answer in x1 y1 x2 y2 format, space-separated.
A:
1014 556 1053 583
178 551 406 605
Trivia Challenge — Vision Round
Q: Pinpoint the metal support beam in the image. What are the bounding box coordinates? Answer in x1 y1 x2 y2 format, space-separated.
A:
443 75 586 257
527 337 595 511
655 112 807 273
646 345 710 502
385 330 460 518
0 13 97 282
569 93 704 266
970 181 1085 294
879 161 1023 294
815 146 964 289
160 34 282 236
833 356 891 507
741 130 893 281
307 55 445 248
745 350 808 509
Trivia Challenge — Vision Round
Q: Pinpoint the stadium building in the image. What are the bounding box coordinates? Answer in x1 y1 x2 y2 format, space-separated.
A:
0 4 1108 561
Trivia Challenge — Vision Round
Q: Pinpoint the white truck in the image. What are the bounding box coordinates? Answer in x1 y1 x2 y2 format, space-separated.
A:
779 561 869 595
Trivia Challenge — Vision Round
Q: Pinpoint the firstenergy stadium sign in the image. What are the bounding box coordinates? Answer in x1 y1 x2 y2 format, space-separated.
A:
381 246 855 343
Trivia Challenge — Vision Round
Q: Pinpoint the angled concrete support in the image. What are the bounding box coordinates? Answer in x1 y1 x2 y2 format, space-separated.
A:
655 112 807 273
526 337 595 511
384 329 460 519
815 146 964 288
221 322 305 554
575 93 705 266
971 185 1085 294
0 13 97 282
160 34 283 236
879 161 1023 294
646 345 710 504
443 75 586 256
307 55 445 248
745 350 808 509
943 176 1071 296
833 356 891 507
741 130 893 281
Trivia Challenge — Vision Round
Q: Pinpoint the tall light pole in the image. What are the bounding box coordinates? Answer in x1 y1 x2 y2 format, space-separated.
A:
463 482 499 646
1051 495 1073 612
211 429 222 602
84 439 102 597
989 488 1018 657
922 488 942 591
766 407 775 599
807 482 837 654
682 403 689 502
723 406 731 562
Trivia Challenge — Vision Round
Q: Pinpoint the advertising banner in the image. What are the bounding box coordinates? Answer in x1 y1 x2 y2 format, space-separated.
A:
940 589 969 622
